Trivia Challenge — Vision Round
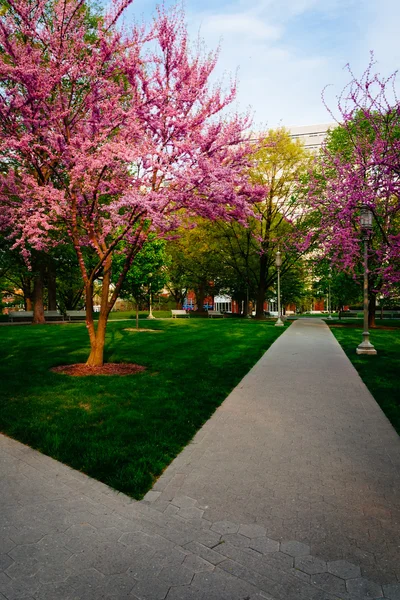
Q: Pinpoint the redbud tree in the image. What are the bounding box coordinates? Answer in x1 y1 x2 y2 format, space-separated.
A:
0 0 261 365
306 58 400 322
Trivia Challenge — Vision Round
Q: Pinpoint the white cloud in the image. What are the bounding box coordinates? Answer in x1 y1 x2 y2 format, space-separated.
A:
201 13 282 41
116 0 400 129
185 0 400 128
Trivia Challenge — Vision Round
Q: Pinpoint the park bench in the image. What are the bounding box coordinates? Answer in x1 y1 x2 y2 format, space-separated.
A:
8 311 33 322
65 310 86 321
8 310 64 322
44 311 64 321
171 309 189 318
338 311 358 319
207 310 224 318
378 310 400 319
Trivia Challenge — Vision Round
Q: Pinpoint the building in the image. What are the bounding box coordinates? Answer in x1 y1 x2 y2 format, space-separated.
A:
288 123 336 152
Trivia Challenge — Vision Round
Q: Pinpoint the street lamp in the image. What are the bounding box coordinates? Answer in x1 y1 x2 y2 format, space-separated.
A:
275 250 284 327
356 205 377 355
327 269 332 319
147 273 155 320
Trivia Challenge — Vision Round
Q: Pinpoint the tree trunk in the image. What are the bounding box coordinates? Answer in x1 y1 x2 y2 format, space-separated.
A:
368 293 376 328
255 254 267 319
136 302 139 330
32 268 45 324
86 312 108 366
86 256 112 366
22 276 34 311
47 261 57 311
195 283 206 313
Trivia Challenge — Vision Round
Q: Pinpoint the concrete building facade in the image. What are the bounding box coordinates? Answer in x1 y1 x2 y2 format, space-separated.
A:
288 122 336 151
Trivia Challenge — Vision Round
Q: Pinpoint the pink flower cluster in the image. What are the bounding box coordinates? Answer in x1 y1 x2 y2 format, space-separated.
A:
306 55 400 292
0 0 263 288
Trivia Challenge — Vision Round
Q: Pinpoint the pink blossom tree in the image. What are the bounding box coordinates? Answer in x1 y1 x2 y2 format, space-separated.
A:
307 57 400 323
0 0 261 365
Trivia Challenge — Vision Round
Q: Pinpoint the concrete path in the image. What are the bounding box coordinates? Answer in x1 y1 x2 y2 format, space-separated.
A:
1 319 399 600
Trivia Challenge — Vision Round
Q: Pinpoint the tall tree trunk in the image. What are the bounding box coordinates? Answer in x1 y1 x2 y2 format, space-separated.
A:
136 301 139 330
86 256 112 366
255 255 267 319
32 268 45 324
86 311 108 366
195 283 206 313
47 260 57 311
368 292 376 328
22 276 34 311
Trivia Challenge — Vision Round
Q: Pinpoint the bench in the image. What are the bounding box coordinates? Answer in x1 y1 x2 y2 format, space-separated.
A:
378 310 400 319
8 311 33 322
65 310 86 321
44 311 64 321
207 310 224 318
8 310 64 322
171 309 189 318
338 311 358 319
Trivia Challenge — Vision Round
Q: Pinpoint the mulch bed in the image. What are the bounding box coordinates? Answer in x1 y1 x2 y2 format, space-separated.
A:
124 328 163 333
51 363 146 376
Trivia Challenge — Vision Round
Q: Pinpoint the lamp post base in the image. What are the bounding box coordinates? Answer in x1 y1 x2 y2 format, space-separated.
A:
275 317 284 327
356 332 377 355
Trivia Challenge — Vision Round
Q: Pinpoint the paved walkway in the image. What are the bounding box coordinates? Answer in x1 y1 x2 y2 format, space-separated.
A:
1 319 399 600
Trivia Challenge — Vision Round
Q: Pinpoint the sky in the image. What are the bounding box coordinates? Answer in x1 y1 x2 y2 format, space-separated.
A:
116 0 400 130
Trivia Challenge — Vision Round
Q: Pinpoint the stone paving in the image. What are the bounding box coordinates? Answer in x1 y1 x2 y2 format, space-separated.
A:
0 318 399 600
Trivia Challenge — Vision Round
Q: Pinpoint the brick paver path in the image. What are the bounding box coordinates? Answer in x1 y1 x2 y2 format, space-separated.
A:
1 318 399 600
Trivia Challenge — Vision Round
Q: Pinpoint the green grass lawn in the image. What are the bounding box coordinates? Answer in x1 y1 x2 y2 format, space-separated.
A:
0 318 287 498
329 320 400 434
106 310 172 320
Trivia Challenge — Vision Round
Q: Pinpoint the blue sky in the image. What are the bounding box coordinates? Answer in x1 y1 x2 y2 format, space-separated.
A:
116 0 400 129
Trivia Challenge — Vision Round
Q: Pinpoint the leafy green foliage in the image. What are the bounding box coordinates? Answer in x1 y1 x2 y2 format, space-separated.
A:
280 262 307 309
215 128 313 317
113 237 169 307
165 219 230 309
311 259 362 311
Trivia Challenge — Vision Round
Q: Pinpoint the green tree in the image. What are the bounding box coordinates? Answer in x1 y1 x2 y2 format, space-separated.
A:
280 262 307 311
114 238 168 328
215 128 312 318
165 220 229 312
311 259 362 312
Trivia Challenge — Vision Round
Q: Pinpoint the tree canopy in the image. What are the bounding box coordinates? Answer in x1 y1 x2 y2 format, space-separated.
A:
307 59 400 299
0 0 262 364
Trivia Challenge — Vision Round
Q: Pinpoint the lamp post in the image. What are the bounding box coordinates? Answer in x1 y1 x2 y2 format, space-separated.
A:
275 250 284 327
356 205 377 355
147 274 155 320
327 269 332 319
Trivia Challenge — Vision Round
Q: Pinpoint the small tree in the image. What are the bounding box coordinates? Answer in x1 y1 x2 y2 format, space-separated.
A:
280 262 307 311
0 0 261 365
310 259 362 312
114 237 168 328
